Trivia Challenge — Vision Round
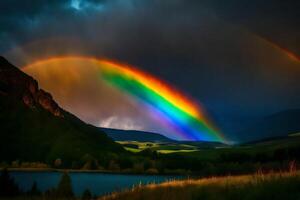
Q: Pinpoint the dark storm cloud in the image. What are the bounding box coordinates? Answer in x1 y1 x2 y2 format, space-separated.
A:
205 0 300 54
0 0 63 16
1 0 299 59
0 0 299 141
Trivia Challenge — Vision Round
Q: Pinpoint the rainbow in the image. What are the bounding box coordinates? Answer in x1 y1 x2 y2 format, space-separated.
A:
23 57 225 142
260 37 300 63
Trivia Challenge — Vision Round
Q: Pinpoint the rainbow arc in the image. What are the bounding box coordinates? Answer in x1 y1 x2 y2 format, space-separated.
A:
23 56 225 142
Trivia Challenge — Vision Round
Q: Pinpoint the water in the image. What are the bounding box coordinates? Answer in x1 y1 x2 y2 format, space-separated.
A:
11 171 182 197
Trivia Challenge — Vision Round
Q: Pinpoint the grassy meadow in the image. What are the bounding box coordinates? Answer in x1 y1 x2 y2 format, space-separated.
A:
117 141 199 154
100 171 300 200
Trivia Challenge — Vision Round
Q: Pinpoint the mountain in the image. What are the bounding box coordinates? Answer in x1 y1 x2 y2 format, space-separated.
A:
236 109 300 143
178 141 229 149
0 56 124 164
102 128 228 149
101 128 175 142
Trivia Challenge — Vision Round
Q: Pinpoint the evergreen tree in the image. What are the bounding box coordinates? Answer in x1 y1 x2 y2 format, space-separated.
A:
82 189 92 200
0 168 20 197
28 181 41 196
56 172 74 198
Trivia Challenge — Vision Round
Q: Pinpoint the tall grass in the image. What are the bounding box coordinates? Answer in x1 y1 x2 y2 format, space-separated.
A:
100 170 300 200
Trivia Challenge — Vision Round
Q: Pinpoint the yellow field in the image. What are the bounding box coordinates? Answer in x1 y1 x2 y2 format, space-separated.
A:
117 141 199 154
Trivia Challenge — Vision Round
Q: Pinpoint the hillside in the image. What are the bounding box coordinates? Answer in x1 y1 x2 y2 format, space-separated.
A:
102 128 175 142
235 109 300 142
239 133 300 149
0 56 124 165
102 128 229 154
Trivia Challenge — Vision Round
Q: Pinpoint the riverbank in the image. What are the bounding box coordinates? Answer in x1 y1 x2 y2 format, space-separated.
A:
3 167 189 176
99 171 300 200
5 167 109 173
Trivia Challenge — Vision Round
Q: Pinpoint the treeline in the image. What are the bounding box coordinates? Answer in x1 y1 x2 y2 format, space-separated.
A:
1 145 300 176
0 168 92 199
157 145 300 176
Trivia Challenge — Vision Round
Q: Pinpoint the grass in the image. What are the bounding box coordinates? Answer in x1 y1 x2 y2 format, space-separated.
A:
99 171 300 200
289 132 300 137
118 135 300 158
157 149 198 154
117 141 199 154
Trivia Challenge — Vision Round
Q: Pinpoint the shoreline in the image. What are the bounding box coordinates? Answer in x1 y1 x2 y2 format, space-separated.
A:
2 167 188 176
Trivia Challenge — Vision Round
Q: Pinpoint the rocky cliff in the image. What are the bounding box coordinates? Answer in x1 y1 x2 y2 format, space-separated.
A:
0 56 63 117
0 56 124 163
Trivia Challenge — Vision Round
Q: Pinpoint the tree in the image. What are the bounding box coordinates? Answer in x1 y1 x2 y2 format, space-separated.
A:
0 168 20 197
108 160 120 171
27 181 41 196
82 189 92 200
54 158 62 168
56 172 74 198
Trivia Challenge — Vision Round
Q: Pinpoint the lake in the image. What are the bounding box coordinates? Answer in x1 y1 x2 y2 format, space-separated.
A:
11 171 182 197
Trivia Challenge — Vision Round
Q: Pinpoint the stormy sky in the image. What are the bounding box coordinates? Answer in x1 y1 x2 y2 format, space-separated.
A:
0 0 299 141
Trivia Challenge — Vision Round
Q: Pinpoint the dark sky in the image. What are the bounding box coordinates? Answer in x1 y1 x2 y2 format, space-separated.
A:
0 0 299 141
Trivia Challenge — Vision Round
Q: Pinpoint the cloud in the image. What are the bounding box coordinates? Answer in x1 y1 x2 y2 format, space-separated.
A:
70 0 106 10
1 0 300 139
99 116 143 130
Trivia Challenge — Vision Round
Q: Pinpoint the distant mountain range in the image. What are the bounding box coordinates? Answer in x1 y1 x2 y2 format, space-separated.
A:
0 56 124 163
235 109 300 143
103 108 300 145
101 128 175 142
102 127 229 148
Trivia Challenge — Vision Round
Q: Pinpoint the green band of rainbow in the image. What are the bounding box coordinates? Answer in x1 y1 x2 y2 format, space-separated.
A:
23 57 225 142
99 60 224 142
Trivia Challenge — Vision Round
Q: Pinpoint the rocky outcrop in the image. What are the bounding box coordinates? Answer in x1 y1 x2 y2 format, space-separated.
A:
37 89 62 117
0 56 63 117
